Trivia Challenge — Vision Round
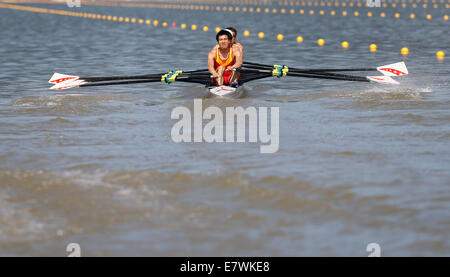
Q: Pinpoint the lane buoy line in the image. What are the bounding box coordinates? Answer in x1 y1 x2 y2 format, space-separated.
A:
61 0 450 11
0 3 446 59
61 2 450 21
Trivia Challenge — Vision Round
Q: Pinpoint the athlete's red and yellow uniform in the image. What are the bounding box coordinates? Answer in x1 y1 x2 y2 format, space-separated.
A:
213 47 235 85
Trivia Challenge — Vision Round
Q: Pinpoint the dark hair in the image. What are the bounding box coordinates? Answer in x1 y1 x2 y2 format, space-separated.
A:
226 27 237 37
216 30 233 42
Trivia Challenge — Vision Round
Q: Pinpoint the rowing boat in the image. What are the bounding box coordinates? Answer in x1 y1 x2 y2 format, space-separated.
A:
48 61 408 97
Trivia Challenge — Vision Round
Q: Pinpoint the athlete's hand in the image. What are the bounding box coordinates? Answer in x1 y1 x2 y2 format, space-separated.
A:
226 66 234 71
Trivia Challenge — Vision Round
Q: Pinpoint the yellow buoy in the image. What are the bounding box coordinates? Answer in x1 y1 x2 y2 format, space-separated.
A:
444 15 448 21
181 24 187 29
243 30 250 37
354 11 359 17
162 22 168 27
401 47 409 55
426 14 432 20
131 18 136 23
342 11 347 16
410 13 415 19
191 24 197 31
215 27 221 33
395 13 400 18
331 10 335 16
318 38 325 46
341 41 349 48
202 26 208 32
436 51 445 58
258 32 265 39
153 20 158 26
277 34 284 41
297 36 304 43
145 19 151 25
367 12 373 17
138 19 143 24
370 44 377 52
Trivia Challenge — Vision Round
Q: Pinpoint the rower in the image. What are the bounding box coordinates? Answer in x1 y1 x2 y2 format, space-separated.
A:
208 29 243 87
211 27 243 57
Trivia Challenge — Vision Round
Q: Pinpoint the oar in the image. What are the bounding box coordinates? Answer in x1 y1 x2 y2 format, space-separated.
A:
49 71 212 90
239 68 368 80
81 78 210 88
243 61 408 77
49 69 210 84
49 74 212 90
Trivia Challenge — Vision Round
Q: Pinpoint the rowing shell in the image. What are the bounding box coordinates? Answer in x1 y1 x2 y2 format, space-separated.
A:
207 85 244 98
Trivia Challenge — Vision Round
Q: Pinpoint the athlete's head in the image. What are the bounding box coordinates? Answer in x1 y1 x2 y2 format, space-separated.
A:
216 29 233 49
226 27 237 43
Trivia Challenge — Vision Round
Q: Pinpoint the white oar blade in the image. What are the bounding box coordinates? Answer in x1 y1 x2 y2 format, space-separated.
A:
49 72 80 84
377 62 408 76
50 79 86 90
367 75 400 85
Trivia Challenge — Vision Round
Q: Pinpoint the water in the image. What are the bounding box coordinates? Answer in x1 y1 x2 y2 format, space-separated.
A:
0 2 449 256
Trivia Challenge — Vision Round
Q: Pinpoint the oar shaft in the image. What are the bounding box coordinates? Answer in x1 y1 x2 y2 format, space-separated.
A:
81 79 161 87
80 75 211 88
239 69 369 82
287 72 369 82
243 62 374 73
82 69 210 82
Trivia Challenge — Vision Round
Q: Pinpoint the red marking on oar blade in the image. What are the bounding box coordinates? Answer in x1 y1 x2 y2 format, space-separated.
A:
378 68 406 76
371 77 385 81
52 77 78 83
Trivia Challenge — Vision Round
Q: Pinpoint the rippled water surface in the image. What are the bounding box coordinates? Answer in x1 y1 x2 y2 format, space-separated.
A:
0 2 449 256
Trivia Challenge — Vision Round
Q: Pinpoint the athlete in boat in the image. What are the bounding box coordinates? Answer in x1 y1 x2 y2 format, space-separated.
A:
211 27 243 57
208 29 243 86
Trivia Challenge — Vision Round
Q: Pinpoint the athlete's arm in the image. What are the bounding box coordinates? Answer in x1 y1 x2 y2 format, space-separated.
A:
227 47 243 70
235 43 243 56
208 50 218 77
